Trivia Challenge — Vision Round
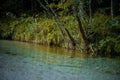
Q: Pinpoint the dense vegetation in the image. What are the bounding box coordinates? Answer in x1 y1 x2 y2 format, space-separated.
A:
0 0 120 57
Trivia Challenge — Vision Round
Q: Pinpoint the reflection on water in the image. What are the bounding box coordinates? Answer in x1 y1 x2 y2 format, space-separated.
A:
0 40 120 76
0 40 88 64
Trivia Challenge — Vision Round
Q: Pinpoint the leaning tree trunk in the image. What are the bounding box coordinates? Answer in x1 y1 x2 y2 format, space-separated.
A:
37 0 76 48
36 0 65 40
73 1 91 54
75 15 89 54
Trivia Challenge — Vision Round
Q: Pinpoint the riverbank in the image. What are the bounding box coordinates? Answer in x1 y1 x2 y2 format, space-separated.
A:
0 40 120 80
0 16 78 48
0 13 120 57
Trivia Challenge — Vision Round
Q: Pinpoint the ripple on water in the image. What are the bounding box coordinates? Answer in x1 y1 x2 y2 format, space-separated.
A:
0 40 120 80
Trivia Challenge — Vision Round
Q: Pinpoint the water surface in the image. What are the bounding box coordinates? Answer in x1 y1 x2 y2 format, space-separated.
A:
0 40 120 80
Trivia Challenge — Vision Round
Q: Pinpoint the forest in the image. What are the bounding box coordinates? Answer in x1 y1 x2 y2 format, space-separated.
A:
0 0 120 57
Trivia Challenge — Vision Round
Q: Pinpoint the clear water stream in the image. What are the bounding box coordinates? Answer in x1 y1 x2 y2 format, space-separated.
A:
0 40 120 80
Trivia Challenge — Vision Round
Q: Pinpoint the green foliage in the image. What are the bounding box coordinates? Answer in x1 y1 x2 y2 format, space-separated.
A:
0 18 16 39
89 13 120 56
98 37 120 56
61 16 78 35
0 16 77 46
0 0 120 57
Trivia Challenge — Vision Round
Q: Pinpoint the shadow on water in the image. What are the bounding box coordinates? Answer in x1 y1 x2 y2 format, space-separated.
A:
5 51 17 56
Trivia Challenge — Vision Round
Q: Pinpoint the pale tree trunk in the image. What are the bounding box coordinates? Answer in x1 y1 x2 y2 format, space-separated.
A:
89 0 95 55
89 0 92 26
111 0 114 19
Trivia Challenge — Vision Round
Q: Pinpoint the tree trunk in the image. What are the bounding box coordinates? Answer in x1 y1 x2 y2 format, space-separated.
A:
89 0 92 26
111 0 113 19
73 2 90 54
76 15 90 54
65 28 76 47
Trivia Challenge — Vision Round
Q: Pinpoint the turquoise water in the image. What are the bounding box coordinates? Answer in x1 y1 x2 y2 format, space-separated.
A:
0 40 120 80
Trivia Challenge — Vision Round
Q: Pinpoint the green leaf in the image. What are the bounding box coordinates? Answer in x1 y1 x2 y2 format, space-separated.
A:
107 19 119 27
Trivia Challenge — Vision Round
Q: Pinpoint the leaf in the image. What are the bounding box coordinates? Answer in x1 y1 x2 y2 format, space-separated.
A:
107 19 119 27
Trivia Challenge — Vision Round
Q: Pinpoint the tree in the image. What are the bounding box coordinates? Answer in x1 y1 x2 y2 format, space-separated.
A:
37 0 76 49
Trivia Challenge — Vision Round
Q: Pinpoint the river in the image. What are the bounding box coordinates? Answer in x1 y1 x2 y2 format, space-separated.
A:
0 40 120 80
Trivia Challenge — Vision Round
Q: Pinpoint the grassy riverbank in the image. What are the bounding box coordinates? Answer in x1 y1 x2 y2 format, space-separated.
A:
0 15 79 48
0 13 120 57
